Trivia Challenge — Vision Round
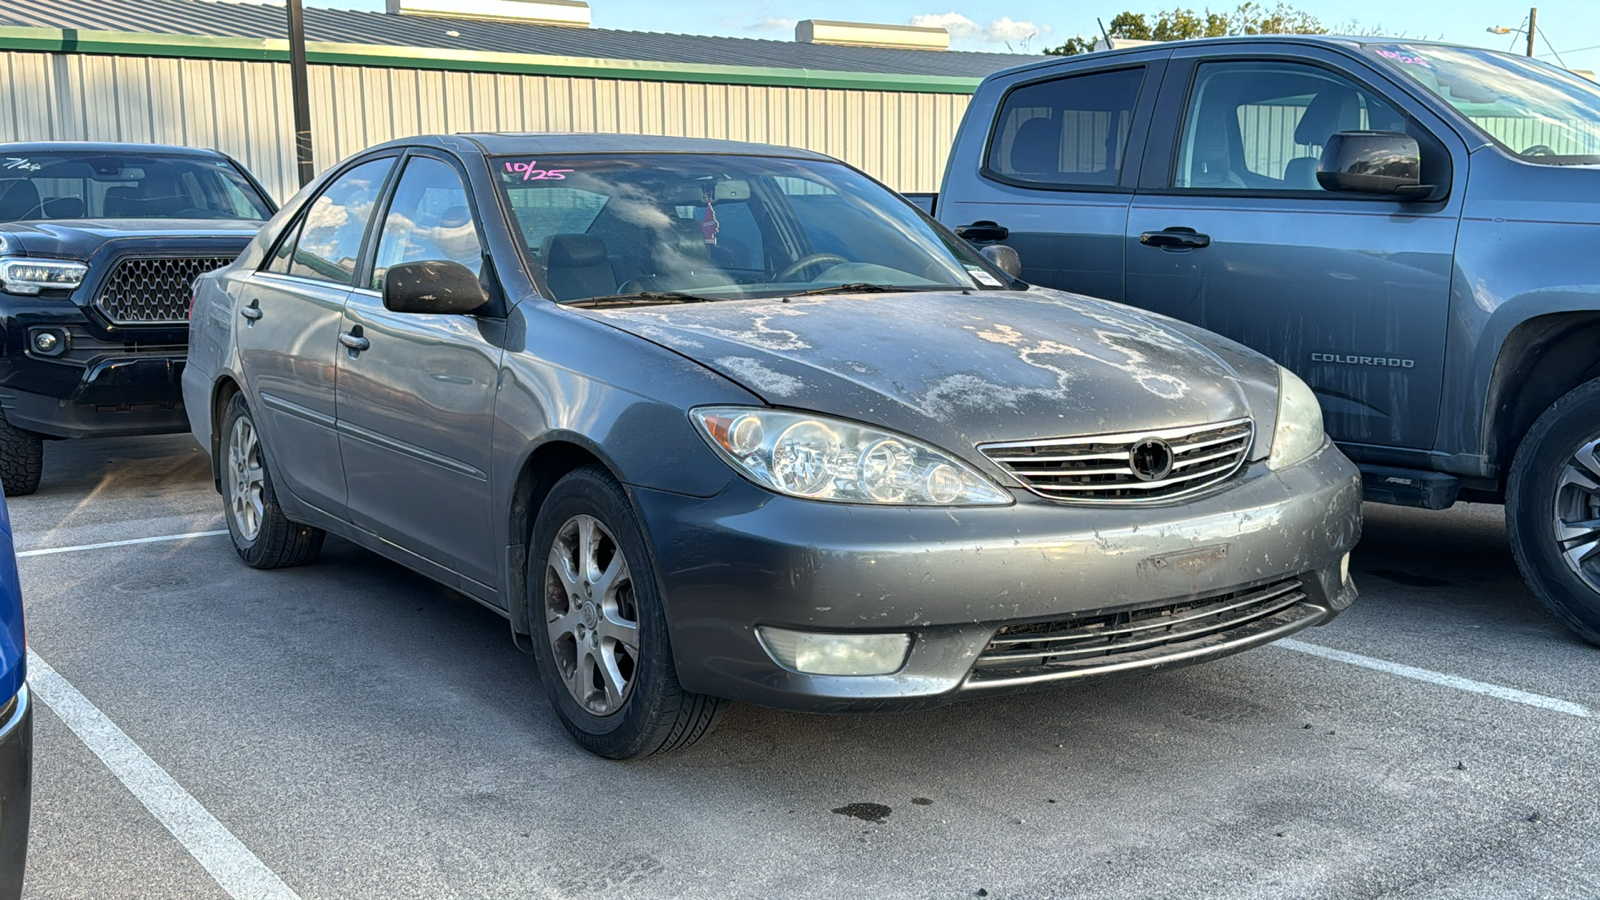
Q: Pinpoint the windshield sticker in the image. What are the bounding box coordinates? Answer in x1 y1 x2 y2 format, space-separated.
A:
503 160 575 181
3 157 42 172
965 264 1002 287
1373 48 1430 66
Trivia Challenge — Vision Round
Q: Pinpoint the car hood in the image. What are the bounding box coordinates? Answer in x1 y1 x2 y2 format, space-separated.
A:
582 288 1262 461
2 219 261 258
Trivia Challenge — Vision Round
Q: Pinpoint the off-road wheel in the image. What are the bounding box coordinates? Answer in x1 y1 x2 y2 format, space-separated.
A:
0 409 43 496
529 465 724 758
1507 376 1600 646
220 394 325 569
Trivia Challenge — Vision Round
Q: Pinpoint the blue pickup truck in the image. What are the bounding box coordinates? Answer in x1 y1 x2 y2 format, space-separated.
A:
935 36 1600 645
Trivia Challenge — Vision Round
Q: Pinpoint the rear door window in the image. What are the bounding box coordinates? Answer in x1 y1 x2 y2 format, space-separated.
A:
986 67 1146 187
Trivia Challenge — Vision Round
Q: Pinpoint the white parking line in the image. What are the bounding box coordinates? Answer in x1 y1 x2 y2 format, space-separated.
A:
16 530 228 558
25 650 302 900
1278 638 1593 719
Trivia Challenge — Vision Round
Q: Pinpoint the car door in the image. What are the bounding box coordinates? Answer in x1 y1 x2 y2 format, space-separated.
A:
937 56 1165 302
1125 48 1465 450
335 151 505 591
235 155 397 517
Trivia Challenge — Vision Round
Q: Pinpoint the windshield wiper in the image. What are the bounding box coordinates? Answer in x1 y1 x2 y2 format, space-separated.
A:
781 283 930 297
568 291 721 308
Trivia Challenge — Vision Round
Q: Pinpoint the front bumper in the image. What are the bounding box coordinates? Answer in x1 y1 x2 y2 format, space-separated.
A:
1 302 187 438
632 443 1362 712
0 685 32 900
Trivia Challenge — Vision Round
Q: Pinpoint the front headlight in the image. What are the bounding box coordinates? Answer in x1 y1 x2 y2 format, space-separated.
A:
692 407 1012 506
1267 366 1326 471
0 257 87 295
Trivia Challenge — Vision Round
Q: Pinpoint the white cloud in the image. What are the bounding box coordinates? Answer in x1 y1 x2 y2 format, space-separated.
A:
910 12 1047 45
745 16 797 32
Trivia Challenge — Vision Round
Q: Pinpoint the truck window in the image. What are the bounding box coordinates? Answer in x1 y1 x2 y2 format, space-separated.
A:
1174 62 1405 191
985 67 1145 188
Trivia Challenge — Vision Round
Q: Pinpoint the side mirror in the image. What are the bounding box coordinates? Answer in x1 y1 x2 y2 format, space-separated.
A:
382 260 489 314
980 244 1022 278
1317 131 1431 198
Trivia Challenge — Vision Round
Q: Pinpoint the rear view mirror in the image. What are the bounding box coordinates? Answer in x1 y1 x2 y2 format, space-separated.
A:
1317 131 1431 198
980 244 1022 278
382 260 489 314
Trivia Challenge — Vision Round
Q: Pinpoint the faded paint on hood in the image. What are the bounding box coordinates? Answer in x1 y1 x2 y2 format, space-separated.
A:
582 288 1257 462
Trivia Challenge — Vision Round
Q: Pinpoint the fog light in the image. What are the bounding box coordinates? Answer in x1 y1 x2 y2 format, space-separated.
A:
1340 552 1351 584
30 328 66 357
757 626 911 676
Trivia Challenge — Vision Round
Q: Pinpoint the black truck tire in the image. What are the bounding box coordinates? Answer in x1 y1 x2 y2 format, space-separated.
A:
0 410 43 497
1507 376 1600 646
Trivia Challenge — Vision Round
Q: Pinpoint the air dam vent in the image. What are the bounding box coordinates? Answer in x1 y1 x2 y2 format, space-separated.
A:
979 419 1253 504
387 0 590 27
795 20 949 50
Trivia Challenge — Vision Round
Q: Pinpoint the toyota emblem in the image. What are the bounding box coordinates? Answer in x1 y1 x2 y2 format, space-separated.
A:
1129 438 1174 482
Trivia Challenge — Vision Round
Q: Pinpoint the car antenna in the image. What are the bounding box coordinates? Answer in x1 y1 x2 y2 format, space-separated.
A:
1098 17 1112 49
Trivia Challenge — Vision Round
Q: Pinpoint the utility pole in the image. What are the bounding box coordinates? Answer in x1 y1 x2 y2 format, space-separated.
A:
1527 6 1537 57
287 0 315 188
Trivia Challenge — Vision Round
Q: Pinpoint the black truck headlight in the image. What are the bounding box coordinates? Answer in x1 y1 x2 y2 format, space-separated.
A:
0 258 88 295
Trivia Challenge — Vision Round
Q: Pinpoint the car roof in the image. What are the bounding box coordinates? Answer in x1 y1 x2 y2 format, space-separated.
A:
0 141 229 157
426 132 837 161
984 34 1482 79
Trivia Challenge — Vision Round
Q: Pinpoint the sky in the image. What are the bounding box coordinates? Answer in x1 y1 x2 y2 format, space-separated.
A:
310 1 1600 72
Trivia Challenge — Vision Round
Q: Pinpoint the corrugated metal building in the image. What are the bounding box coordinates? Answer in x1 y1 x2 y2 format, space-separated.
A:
0 0 1030 201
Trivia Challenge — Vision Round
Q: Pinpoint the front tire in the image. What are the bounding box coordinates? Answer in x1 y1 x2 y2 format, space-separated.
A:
0 410 43 497
529 465 724 758
220 394 325 569
1507 376 1600 645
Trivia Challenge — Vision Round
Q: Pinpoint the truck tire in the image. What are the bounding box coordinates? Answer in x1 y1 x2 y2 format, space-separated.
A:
0 410 43 497
1507 376 1600 646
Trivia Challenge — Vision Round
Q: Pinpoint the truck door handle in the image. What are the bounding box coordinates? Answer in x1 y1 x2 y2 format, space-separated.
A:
338 328 370 353
1140 227 1211 249
955 221 1010 242
240 300 262 322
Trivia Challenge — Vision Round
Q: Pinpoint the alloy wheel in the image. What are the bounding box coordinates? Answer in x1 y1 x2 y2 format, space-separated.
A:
543 514 641 716
1553 435 1600 594
228 415 266 543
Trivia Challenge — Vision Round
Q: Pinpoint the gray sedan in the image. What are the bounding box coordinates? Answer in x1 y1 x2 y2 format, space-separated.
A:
184 134 1361 758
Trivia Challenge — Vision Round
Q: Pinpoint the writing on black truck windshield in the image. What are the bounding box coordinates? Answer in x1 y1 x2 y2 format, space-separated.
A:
0 151 273 221
493 153 1005 304
1369 43 1600 164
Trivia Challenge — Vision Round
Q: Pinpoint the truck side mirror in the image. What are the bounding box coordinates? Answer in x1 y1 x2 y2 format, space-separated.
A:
382 260 489 315
1317 131 1432 198
980 244 1022 278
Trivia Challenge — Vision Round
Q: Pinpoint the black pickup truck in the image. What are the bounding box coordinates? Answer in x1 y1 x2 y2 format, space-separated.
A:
0 143 274 494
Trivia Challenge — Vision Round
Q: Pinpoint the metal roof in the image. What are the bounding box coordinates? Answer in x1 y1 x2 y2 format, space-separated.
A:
0 0 1033 78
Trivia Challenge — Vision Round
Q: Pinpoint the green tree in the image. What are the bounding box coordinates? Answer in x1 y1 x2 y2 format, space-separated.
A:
1046 2 1327 56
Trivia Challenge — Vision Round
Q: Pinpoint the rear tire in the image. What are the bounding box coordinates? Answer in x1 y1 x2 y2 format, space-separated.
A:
1507 376 1600 646
0 410 43 497
220 394 325 569
528 465 724 758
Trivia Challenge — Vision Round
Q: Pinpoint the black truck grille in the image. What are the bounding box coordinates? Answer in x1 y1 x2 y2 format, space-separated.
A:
972 577 1308 674
94 256 234 325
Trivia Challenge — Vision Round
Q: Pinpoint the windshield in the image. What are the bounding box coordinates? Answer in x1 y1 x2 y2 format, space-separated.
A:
1367 43 1600 164
492 153 1008 304
0 151 273 221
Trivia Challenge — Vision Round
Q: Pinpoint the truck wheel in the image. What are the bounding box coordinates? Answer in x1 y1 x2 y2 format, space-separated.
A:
0 410 43 497
1507 376 1600 646
220 394 325 569
528 465 724 758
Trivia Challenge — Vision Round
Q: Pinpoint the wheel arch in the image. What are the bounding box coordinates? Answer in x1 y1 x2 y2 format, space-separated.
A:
209 375 244 492
1486 312 1600 484
504 435 619 638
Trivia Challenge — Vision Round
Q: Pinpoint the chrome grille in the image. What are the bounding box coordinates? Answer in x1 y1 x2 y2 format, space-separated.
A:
973 577 1307 674
979 418 1253 503
94 256 234 324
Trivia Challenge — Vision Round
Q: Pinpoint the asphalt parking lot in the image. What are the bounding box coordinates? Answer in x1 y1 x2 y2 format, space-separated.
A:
11 434 1599 899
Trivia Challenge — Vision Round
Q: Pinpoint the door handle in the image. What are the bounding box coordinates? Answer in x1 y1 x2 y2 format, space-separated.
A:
338 329 370 353
1140 227 1211 250
240 300 262 322
955 220 1010 242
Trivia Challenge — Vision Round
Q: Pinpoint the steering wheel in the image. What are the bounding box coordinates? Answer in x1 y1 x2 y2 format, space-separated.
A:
1522 144 1557 157
775 253 848 281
